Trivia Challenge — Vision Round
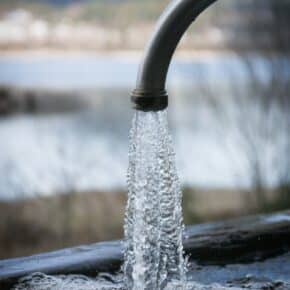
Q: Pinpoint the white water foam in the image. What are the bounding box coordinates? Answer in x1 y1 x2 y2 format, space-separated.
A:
13 272 124 290
13 273 247 290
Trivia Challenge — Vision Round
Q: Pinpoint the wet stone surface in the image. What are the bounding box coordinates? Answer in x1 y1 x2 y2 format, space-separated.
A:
185 253 290 289
166 279 290 289
2 211 290 289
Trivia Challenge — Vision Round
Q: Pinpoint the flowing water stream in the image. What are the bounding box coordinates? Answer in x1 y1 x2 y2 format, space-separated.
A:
13 110 186 290
124 110 185 289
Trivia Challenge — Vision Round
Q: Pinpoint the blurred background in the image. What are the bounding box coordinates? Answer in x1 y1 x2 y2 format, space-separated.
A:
0 0 289 259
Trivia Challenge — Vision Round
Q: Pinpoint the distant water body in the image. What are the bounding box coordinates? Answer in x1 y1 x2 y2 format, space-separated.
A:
0 52 255 90
0 53 288 200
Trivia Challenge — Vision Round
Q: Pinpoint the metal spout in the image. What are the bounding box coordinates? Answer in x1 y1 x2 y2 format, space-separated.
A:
131 0 217 112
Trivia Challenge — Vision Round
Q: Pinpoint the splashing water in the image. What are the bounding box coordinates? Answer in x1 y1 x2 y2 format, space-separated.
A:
14 273 248 290
124 110 185 290
13 110 186 290
13 273 125 290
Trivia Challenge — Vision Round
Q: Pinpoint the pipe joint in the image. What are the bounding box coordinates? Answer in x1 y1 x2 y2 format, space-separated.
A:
131 89 168 112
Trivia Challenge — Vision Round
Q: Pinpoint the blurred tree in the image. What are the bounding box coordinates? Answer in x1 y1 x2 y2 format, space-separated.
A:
202 0 290 212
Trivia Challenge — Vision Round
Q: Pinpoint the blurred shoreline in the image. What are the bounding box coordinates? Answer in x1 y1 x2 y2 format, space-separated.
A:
1 1 289 55
0 49 238 59
0 49 288 61
1 186 288 259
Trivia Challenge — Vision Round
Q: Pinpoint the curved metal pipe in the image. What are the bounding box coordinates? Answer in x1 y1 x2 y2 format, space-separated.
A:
132 0 217 111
